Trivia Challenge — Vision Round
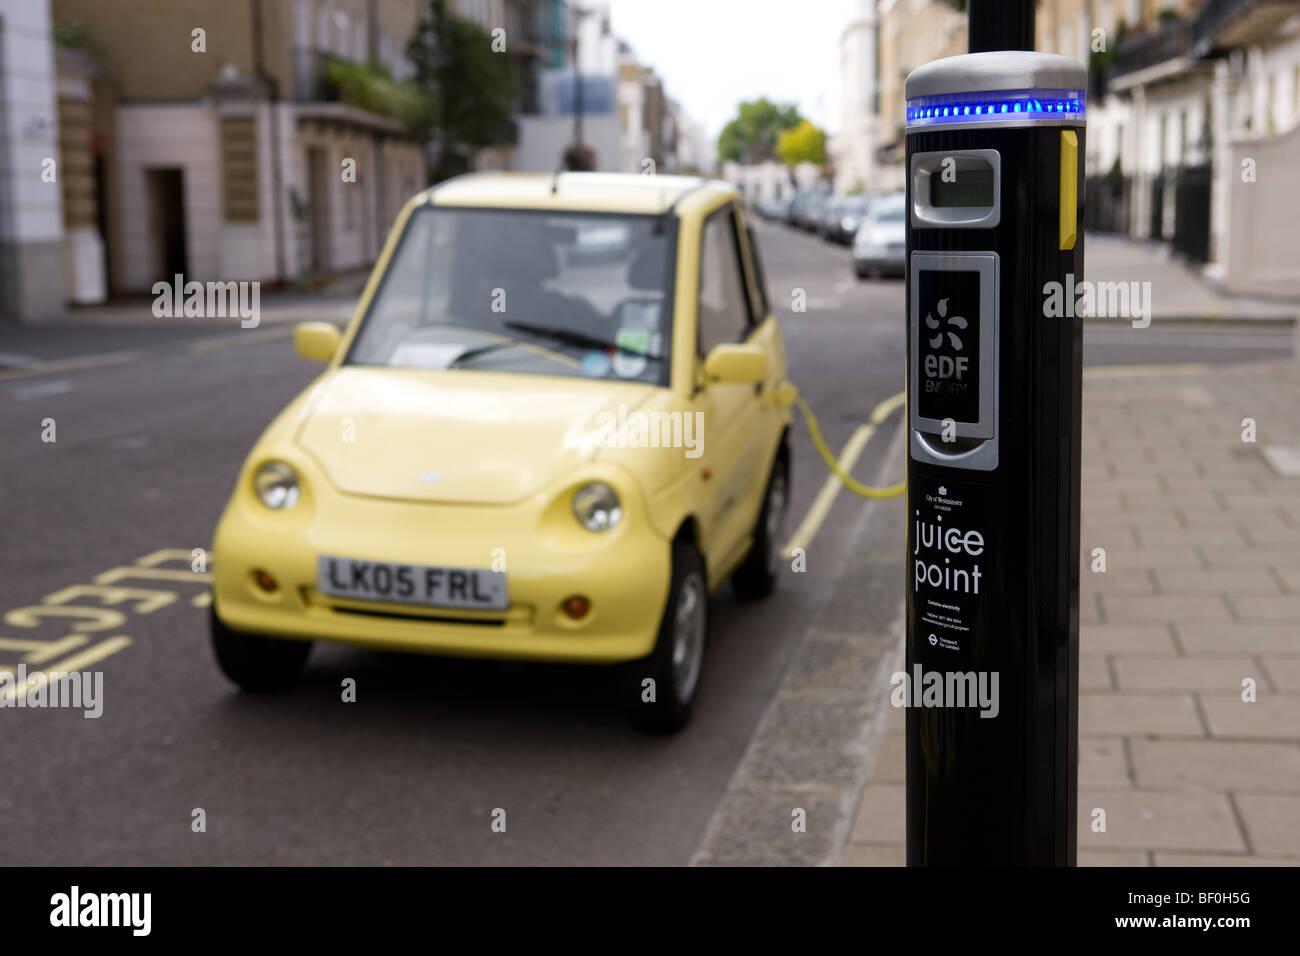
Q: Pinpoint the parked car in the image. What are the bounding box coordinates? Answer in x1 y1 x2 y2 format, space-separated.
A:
817 196 847 241
800 190 830 232
209 172 793 734
852 191 906 278
785 189 813 227
830 194 875 245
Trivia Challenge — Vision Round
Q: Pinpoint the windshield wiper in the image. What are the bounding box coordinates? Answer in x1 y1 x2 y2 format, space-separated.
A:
504 320 664 361
446 340 518 369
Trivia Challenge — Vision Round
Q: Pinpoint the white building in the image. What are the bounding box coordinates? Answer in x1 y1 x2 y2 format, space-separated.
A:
1095 1 1300 295
832 0 881 194
0 0 64 319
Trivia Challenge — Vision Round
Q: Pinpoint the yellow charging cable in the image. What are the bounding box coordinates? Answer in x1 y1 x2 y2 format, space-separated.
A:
775 382 907 500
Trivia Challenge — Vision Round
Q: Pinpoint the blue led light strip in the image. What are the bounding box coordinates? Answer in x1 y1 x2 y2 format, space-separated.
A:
906 88 1085 127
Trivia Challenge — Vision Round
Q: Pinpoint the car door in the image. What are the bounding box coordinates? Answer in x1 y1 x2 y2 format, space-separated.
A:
733 204 787 514
694 203 765 575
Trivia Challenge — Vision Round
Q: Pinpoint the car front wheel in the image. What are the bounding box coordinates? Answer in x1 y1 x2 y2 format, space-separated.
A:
731 442 789 599
622 540 708 734
210 605 311 692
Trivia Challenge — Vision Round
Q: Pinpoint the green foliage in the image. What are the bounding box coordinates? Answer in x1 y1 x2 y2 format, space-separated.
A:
777 119 827 167
324 58 434 133
408 0 515 177
53 18 106 62
718 98 803 164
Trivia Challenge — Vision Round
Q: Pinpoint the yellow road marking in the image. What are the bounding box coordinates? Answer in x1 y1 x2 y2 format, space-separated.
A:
187 327 293 354
1083 362 1211 379
0 634 89 665
95 566 212 585
0 349 144 383
0 635 131 703
136 548 210 567
781 389 905 559
191 591 212 608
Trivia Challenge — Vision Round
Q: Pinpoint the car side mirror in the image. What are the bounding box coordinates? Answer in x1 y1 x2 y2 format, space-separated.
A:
294 322 341 362
702 343 766 385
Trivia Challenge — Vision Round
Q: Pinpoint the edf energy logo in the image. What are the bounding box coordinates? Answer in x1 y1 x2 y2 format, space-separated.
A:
923 297 970 391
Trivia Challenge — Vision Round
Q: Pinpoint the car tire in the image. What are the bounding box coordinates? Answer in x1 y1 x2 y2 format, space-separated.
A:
622 539 708 734
210 605 311 692
854 263 869 279
731 441 790 600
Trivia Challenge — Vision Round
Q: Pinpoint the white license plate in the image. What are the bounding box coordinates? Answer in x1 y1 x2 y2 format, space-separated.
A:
317 556 508 611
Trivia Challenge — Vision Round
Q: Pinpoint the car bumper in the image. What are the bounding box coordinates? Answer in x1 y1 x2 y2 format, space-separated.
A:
212 478 671 665
853 252 906 274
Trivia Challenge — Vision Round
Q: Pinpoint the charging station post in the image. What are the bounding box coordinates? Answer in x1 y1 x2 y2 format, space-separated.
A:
903 3 1085 865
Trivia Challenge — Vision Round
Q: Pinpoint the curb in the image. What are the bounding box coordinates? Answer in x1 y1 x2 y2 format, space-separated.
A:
690 417 908 866
1083 315 1296 328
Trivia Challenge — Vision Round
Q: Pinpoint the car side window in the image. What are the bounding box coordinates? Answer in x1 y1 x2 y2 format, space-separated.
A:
698 208 753 356
744 222 771 319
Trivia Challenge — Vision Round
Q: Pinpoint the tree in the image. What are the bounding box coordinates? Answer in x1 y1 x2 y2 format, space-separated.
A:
777 119 827 168
717 98 803 164
407 0 515 181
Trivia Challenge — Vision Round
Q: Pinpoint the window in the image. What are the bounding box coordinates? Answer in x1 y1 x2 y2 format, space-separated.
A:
316 3 331 51
697 209 752 356
220 116 259 222
347 207 676 386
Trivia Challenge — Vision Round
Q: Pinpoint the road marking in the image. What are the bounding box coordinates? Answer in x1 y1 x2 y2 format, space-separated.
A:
0 349 144 383
0 352 42 368
0 636 132 703
8 379 74 400
782 389 906 559
187 326 294 353
0 549 210 695
1083 362 1211 379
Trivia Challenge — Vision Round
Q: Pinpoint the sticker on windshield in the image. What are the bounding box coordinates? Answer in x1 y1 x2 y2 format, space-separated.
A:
580 350 612 377
612 350 648 378
389 342 469 369
615 327 650 355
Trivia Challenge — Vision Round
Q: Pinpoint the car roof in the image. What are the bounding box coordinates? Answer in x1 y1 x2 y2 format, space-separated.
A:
423 171 726 215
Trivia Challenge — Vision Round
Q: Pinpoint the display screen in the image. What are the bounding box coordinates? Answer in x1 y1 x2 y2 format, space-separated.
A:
930 166 994 208
917 269 981 424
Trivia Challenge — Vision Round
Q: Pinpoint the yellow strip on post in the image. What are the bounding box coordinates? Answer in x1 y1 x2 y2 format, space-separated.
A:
1059 130 1078 250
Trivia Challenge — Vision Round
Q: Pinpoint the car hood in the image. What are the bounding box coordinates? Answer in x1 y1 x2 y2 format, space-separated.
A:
294 367 656 504
857 221 905 248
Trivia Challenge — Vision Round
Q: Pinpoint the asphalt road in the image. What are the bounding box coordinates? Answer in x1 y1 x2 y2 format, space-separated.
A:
0 222 1287 865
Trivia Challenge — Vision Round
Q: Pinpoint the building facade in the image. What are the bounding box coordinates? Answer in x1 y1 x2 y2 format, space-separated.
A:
866 0 1300 295
42 0 428 303
832 0 881 194
0 0 66 320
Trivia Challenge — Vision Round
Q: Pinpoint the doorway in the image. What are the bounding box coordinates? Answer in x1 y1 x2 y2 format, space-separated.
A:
147 168 187 282
307 147 331 273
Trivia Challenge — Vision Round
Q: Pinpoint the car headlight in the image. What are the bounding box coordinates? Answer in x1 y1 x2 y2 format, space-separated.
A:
572 482 622 532
254 461 300 510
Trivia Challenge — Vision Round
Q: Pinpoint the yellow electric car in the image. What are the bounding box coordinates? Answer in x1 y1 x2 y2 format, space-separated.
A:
210 172 791 732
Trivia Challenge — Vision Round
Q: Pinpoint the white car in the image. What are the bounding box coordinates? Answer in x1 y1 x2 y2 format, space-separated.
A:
852 192 906 278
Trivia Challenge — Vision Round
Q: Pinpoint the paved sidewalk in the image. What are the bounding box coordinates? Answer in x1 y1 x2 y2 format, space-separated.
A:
843 359 1300 866
1085 234 1298 324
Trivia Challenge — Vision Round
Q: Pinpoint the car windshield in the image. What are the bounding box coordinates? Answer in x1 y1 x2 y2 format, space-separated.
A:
870 195 906 224
346 206 676 386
